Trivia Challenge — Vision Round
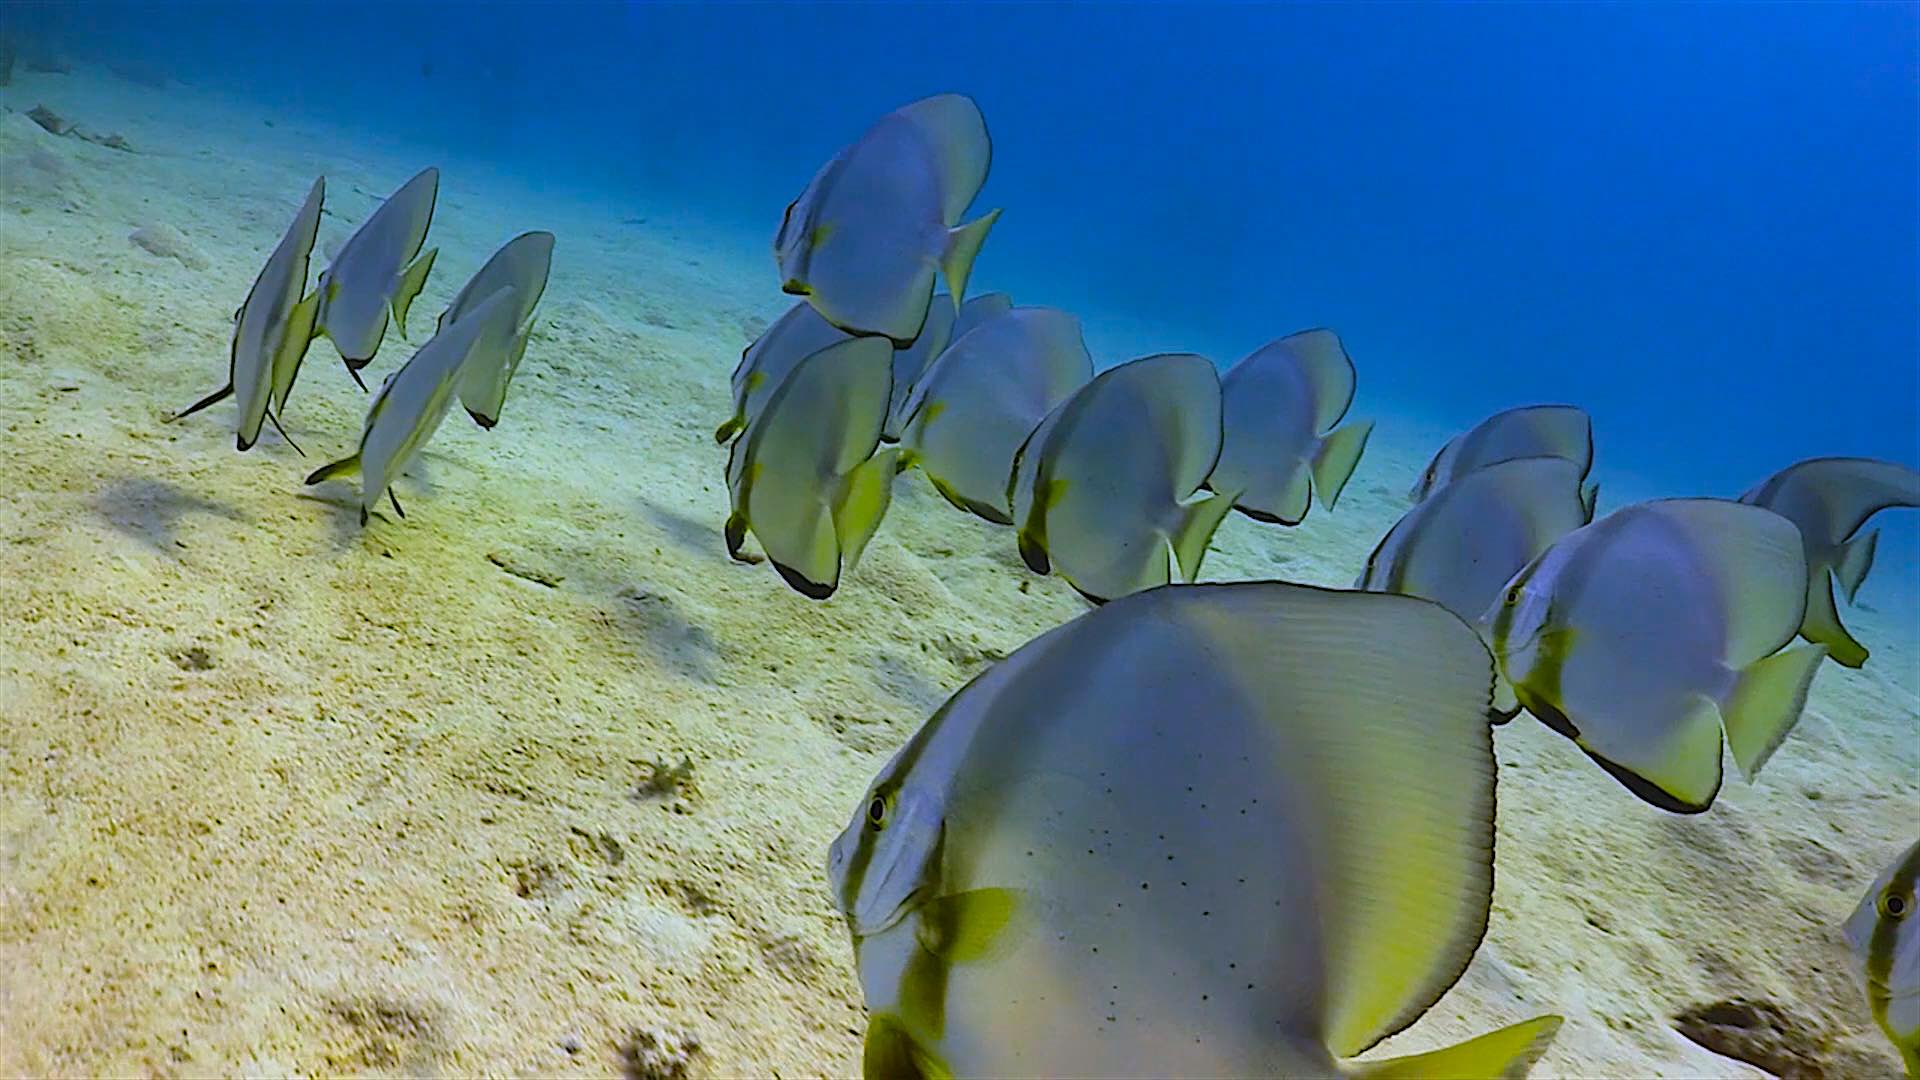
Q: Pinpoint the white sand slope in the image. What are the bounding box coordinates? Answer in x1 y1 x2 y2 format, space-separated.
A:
0 67 1914 1078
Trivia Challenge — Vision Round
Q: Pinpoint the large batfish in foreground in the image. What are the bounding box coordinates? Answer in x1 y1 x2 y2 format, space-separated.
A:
1011 353 1236 603
884 290 1012 442
895 306 1091 524
775 94 1000 345
171 176 325 452
1359 455 1592 719
436 230 555 429
724 337 899 599
314 166 441 386
1209 329 1373 524
1413 403 1596 510
1485 498 1826 812
1739 456 1920 668
1844 837 1920 1077
828 581 1563 1079
305 287 518 524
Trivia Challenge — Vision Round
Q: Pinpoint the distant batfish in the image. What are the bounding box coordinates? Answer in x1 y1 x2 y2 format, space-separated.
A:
1359 456 1592 718
1010 354 1237 603
775 94 1001 346
305 287 519 524
896 306 1092 524
170 176 324 452
884 291 1011 441
1844 837 1920 1077
716 301 851 445
1484 498 1826 812
724 337 899 599
436 230 555 429
829 581 1563 1079
1209 329 1374 524
1739 456 1920 668
1413 404 1597 512
314 166 441 387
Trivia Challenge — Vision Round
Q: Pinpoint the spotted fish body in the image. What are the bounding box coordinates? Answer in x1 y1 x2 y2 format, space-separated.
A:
828 582 1561 1079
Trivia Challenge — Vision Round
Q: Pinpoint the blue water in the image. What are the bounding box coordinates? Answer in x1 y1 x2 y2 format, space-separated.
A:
12 1 1919 567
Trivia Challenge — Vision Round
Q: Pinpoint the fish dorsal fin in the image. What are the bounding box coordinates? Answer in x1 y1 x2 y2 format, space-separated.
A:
1765 457 1920 542
1633 499 1808 667
1264 328 1357 433
1457 405 1593 481
1186 586 1499 1057
895 94 992 224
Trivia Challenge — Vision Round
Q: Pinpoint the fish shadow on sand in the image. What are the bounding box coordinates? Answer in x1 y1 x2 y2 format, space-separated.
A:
607 584 725 685
93 477 245 554
636 496 721 559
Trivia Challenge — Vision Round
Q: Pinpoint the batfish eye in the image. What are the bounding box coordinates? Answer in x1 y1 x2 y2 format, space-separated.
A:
1884 892 1910 920
867 794 889 828
1505 586 1522 606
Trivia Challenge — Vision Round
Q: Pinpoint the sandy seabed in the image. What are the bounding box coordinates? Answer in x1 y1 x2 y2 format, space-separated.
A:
1 67 1915 1079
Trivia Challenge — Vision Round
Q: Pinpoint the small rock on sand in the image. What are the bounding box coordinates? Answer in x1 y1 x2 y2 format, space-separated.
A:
128 224 209 271
26 104 71 136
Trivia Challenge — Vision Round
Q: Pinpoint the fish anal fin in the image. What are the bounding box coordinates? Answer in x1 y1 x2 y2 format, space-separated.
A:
390 247 439 340
1350 1015 1563 1080
1721 643 1825 782
939 209 1000 307
1310 419 1374 512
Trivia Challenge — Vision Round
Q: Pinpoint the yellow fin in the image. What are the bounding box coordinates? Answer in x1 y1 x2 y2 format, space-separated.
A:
271 289 321 414
833 449 900 573
939 209 1000 307
862 1013 950 1080
1171 488 1237 581
390 247 439 340
912 887 1022 965
1801 571 1869 667
1311 419 1374 511
304 454 361 485
1721 643 1825 782
1350 1015 1562 1080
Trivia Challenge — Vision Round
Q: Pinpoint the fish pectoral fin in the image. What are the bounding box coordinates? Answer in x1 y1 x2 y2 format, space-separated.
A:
169 382 234 423
833 450 899 573
939 209 1000 308
1835 529 1879 605
714 414 745 445
1310 419 1375 512
1348 1014 1562 1080
912 887 1025 965
1720 643 1826 782
389 247 439 340
304 454 361 486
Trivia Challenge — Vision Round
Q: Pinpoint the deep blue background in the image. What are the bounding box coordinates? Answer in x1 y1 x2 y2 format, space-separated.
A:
11 2 1918 552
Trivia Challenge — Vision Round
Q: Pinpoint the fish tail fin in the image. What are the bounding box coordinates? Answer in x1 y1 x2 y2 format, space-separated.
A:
168 382 233 423
390 247 439 340
1801 571 1869 668
832 449 899 573
1580 480 1600 523
940 209 1001 307
304 454 361 486
1720 643 1826 782
1171 488 1237 582
1350 1015 1563 1080
1310 419 1374 511
1834 529 1878 604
